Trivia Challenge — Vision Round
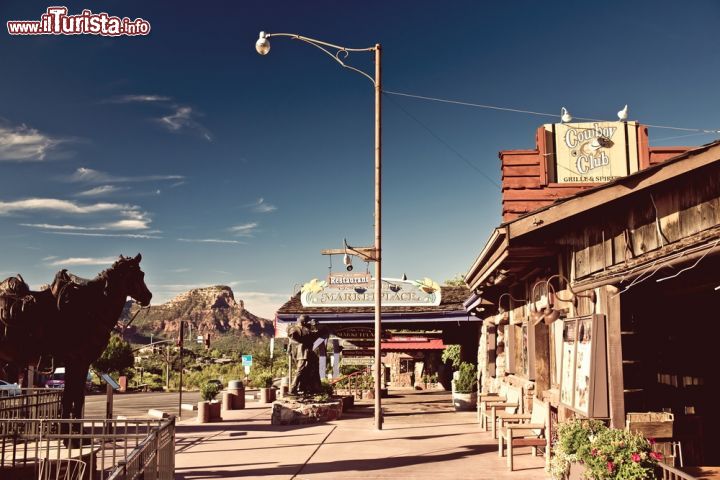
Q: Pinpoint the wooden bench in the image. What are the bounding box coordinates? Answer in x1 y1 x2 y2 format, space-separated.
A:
480 383 523 438
478 383 509 429
498 397 550 471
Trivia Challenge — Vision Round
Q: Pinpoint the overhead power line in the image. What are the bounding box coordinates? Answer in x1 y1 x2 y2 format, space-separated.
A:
384 94 501 189
383 90 720 135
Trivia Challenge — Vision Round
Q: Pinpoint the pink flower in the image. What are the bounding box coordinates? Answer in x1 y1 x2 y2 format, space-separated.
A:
648 438 656 445
607 461 615 473
650 451 663 461
591 448 599 457
631 453 641 462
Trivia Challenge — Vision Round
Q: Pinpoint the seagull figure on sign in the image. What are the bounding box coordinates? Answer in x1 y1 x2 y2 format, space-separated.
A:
561 107 572 123
617 104 629 122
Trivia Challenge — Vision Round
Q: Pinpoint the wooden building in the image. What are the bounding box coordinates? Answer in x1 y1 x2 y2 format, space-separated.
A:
465 122 720 467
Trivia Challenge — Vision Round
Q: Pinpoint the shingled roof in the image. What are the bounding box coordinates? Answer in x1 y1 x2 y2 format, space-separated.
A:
276 284 470 316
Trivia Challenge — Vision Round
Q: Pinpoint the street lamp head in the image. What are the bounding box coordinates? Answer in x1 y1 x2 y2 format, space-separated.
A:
256 31 271 55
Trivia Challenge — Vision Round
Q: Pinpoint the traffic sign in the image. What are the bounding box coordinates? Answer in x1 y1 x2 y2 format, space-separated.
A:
241 355 253 366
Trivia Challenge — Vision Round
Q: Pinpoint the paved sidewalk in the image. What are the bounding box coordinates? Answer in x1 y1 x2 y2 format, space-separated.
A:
174 390 549 480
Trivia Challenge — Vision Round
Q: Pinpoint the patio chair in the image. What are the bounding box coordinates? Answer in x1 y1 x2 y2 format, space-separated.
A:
38 457 87 480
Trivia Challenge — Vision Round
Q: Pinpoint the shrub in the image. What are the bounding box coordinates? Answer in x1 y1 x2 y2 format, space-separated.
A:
453 362 477 393
549 418 658 480
255 371 273 388
441 345 461 369
583 427 659 479
200 382 220 401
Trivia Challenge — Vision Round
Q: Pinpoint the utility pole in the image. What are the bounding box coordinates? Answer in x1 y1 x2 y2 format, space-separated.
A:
178 321 185 418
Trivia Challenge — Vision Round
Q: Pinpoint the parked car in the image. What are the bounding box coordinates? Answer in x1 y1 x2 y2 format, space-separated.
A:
0 379 21 396
45 367 65 389
45 367 95 391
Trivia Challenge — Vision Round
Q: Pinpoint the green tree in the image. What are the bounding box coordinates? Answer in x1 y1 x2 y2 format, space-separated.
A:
441 344 462 369
93 334 134 375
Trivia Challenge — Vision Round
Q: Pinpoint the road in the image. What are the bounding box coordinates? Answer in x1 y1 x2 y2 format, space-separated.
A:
84 391 201 420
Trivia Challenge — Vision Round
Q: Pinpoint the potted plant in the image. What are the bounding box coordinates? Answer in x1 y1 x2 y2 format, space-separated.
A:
256 372 275 403
198 381 222 423
549 418 660 480
451 362 477 411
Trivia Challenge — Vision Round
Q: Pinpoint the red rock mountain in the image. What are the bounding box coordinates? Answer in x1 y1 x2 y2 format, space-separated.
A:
124 285 273 338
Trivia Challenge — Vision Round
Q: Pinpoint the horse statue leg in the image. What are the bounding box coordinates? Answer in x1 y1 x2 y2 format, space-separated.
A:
61 361 89 447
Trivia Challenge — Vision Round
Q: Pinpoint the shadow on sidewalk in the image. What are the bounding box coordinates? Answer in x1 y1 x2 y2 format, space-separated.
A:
174 443 502 478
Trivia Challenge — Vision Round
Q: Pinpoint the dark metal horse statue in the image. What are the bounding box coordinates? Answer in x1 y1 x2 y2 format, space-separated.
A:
0 254 151 422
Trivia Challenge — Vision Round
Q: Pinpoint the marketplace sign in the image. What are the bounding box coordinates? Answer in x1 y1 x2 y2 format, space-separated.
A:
552 121 639 184
300 277 441 308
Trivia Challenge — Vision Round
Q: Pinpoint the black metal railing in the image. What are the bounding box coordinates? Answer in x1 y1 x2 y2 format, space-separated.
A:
0 389 63 422
0 417 175 480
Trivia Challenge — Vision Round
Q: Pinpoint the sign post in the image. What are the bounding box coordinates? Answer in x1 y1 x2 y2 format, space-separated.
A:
241 355 253 381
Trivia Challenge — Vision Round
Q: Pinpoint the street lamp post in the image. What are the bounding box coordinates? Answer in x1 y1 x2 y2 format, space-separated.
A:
256 32 384 430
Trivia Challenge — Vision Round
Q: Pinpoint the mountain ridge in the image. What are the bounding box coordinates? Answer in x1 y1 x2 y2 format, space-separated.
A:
123 285 274 339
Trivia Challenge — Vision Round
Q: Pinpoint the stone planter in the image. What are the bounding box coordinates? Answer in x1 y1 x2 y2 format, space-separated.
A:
208 400 222 421
566 462 586 480
271 398 343 425
452 391 477 411
338 395 354 412
260 387 276 403
198 400 222 423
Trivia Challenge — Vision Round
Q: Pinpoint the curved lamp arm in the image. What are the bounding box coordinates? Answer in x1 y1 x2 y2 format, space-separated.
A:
256 31 377 85
546 274 597 306
497 292 528 313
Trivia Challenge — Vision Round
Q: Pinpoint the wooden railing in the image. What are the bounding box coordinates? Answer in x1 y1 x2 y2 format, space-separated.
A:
330 369 372 397
656 463 698 480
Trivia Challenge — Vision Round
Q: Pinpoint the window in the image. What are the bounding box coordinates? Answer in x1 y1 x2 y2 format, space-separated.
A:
400 359 413 374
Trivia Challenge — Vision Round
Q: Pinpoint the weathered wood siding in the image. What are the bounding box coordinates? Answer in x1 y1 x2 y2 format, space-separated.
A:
501 126 693 222
560 162 720 279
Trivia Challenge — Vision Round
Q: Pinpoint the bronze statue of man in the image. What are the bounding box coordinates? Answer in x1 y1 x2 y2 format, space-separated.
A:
288 315 326 395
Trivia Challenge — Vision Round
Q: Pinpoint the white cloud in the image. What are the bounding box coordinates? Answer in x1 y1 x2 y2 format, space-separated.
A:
249 198 277 213
105 94 171 103
178 238 244 245
21 223 103 231
68 167 184 184
0 198 135 215
48 232 161 239
0 123 63 162
48 257 118 266
158 106 212 141
106 219 149 230
105 93 212 142
228 222 259 237
76 185 127 197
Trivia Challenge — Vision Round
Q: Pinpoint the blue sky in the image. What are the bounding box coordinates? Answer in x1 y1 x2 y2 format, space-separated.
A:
1 1 718 318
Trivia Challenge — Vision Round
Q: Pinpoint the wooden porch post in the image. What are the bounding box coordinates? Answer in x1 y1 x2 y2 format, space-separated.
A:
598 285 625 428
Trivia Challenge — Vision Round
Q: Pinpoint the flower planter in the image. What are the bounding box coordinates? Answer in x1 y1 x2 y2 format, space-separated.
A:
452 391 477 411
567 462 586 480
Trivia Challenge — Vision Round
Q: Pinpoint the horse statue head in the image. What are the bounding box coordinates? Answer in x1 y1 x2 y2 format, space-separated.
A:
110 253 152 306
